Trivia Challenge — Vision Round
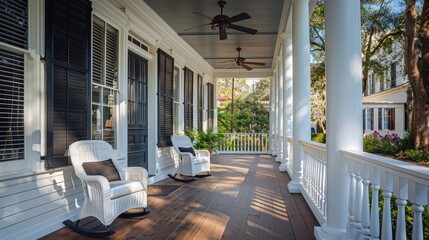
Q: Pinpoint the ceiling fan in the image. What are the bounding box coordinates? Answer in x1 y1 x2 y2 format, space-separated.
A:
185 0 257 40
219 47 266 71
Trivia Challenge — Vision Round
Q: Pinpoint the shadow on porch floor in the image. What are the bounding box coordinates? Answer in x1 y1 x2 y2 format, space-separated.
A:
41 154 318 240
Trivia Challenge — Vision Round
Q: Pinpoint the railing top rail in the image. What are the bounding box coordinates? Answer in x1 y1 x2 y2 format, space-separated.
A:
299 140 327 151
342 150 429 185
222 132 268 135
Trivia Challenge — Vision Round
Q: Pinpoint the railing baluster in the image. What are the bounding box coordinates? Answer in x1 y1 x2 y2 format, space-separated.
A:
393 176 408 240
409 182 427 240
361 165 371 239
353 162 363 238
347 159 356 239
370 168 380 240
381 172 393 240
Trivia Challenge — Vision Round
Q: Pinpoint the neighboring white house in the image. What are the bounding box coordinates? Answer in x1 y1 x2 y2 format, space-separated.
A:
0 1 216 239
362 41 409 138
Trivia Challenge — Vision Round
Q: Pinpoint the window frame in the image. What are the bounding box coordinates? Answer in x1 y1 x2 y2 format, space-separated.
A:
91 15 120 149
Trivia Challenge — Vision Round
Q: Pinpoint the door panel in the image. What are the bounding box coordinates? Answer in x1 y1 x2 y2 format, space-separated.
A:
128 51 148 168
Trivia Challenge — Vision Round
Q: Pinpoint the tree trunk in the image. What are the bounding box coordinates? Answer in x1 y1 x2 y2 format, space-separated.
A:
405 0 429 151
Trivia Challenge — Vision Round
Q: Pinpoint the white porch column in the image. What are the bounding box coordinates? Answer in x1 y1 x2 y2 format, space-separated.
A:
272 66 278 156
280 35 293 172
314 0 362 239
269 76 275 154
276 52 284 162
288 0 311 193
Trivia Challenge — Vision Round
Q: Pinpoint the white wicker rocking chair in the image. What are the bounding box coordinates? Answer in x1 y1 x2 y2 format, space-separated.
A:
63 140 149 237
169 135 211 182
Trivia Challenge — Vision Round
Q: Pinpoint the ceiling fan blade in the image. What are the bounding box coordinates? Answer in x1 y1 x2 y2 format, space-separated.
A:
219 28 227 40
227 12 251 23
224 63 237 69
242 61 266 66
241 63 253 71
184 23 212 31
228 24 257 35
192 12 213 21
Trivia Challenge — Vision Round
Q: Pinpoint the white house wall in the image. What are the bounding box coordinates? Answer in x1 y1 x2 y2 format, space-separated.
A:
0 0 215 239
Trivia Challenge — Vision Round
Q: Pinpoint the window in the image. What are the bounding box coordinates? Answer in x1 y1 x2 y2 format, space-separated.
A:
390 62 396 88
46 0 91 168
364 108 374 130
207 83 214 130
184 67 194 131
157 49 174 147
92 16 119 148
0 0 28 162
197 74 204 131
378 108 395 130
173 66 181 134
370 74 376 94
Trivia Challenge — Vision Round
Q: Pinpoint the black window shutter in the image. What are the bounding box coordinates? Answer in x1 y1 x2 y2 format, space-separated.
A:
184 67 194 131
45 0 91 168
157 49 174 147
378 108 382 130
207 83 214 130
197 74 203 131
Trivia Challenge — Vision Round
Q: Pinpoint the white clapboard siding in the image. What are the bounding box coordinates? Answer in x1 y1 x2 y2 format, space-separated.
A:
363 85 407 103
0 167 84 240
157 147 179 174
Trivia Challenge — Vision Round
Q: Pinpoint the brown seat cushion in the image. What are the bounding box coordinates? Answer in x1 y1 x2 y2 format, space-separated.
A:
82 159 121 182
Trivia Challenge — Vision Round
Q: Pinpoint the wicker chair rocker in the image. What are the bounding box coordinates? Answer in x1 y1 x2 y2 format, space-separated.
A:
63 140 150 237
168 135 211 182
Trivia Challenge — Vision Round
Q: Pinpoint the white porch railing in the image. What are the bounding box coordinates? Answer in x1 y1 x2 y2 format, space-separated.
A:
299 140 327 225
343 150 429 240
218 133 270 154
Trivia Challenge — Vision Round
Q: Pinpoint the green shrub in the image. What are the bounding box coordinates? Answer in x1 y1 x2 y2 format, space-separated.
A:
397 149 429 162
363 131 407 155
185 129 224 154
311 133 326 143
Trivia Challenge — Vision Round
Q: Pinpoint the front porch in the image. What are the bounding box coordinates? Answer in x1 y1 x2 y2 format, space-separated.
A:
41 154 318 240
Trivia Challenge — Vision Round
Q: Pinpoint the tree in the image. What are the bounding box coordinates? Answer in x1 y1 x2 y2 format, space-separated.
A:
310 0 405 93
252 78 271 101
404 0 429 151
311 63 326 133
216 78 249 103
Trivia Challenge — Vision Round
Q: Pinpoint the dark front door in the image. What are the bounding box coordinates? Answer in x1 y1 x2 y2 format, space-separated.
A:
128 51 148 169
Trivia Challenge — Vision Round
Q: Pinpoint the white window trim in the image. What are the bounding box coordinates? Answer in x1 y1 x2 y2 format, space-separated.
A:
0 0 46 177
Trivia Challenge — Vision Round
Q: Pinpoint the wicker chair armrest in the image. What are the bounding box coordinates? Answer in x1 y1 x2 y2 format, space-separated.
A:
122 167 148 187
195 149 210 158
178 152 194 164
77 174 111 201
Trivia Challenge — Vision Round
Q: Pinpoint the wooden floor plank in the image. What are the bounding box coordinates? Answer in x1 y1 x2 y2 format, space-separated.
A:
41 154 319 240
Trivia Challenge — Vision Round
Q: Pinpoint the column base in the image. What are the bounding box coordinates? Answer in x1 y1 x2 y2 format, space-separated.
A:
275 156 282 162
287 180 302 193
314 224 346 240
279 163 288 172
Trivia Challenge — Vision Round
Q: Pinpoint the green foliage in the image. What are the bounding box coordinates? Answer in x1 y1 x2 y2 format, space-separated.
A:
363 131 408 155
397 150 429 162
185 129 224 153
311 133 326 143
217 79 270 133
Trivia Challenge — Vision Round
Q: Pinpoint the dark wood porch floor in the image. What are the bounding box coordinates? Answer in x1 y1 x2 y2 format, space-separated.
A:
42 154 318 240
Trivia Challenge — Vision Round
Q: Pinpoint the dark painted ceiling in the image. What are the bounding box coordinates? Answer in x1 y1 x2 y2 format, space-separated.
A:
144 0 285 71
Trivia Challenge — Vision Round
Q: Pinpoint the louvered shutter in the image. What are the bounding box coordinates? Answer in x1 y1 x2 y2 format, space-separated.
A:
45 0 91 168
157 49 174 147
197 74 203 131
0 0 27 161
378 108 382 130
184 67 194 131
207 83 214 130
